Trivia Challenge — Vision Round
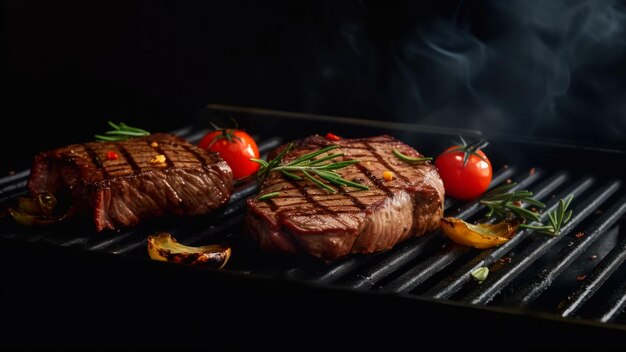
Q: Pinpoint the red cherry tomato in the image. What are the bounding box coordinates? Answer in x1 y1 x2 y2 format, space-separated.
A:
435 146 492 200
198 129 260 179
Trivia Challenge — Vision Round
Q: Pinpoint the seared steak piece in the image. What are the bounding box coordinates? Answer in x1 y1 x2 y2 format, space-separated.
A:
246 135 444 261
28 133 233 231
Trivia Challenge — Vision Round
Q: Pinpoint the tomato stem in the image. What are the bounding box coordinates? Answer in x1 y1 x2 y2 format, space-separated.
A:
442 136 489 167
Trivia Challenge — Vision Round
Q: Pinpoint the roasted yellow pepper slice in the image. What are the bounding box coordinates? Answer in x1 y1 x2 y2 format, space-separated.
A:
147 233 231 268
440 217 519 249
9 192 73 226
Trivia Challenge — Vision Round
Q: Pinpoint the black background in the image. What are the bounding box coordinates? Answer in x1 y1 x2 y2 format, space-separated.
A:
3 0 626 174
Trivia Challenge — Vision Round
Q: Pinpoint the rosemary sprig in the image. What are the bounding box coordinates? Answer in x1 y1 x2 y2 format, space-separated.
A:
442 136 489 167
251 144 369 193
257 192 280 201
519 194 574 236
480 183 575 237
95 121 150 141
479 183 546 223
392 149 432 164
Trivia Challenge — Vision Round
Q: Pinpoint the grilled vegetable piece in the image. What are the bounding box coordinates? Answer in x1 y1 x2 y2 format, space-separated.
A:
440 217 519 249
9 192 73 226
435 138 492 200
198 124 260 180
17 192 57 215
9 207 72 226
147 233 231 268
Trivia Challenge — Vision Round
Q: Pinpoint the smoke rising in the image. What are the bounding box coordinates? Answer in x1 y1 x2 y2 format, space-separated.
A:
311 0 626 147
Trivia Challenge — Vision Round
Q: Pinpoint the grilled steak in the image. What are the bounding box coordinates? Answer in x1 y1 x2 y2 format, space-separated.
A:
27 133 233 231
246 135 444 261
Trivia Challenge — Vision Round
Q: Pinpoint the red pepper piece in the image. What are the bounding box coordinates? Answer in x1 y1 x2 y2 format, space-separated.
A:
106 151 119 161
325 132 341 141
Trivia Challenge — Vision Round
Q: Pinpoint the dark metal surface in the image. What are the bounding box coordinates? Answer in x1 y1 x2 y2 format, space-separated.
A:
1 106 625 349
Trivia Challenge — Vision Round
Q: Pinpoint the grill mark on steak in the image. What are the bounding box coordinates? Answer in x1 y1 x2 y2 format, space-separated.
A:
267 199 279 212
287 179 332 213
355 163 392 196
83 145 109 179
116 144 142 173
180 144 209 167
148 140 175 168
337 186 367 210
363 141 411 184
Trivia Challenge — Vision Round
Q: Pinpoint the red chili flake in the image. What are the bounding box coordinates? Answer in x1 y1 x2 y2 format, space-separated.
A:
576 274 587 281
325 132 342 141
106 151 119 161
498 257 512 264
529 167 536 176
589 255 598 260
575 232 585 239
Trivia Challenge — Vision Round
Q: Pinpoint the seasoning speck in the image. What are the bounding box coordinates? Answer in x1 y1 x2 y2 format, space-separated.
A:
383 170 394 181
576 274 587 281
150 154 167 164
150 141 159 147
498 257 512 264
505 179 513 184
575 232 585 239
589 255 598 260
529 167 536 176
503 164 509 169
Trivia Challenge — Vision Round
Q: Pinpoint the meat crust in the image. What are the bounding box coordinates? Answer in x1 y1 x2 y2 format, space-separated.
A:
246 135 444 261
27 133 233 231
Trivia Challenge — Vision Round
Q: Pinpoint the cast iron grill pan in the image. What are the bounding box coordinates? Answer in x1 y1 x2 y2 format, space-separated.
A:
1 106 624 349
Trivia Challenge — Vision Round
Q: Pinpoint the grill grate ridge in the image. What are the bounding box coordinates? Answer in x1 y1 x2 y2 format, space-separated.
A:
508 195 626 306
559 237 626 318
381 169 558 293
0 124 624 335
462 179 619 305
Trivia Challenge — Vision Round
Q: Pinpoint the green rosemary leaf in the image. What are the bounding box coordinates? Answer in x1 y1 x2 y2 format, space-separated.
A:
257 192 280 201
95 121 150 142
252 143 369 193
289 145 339 165
392 149 432 164
302 170 335 193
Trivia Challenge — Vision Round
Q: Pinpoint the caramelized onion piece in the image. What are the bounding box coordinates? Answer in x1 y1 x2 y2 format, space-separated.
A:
9 206 73 226
147 233 231 268
440 217 520 249
17 192 57 215
9 192 72 226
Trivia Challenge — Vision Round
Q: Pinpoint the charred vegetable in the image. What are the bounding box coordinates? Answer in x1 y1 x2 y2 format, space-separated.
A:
440 217 520 249
9 192 73 226
147 233 231 268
